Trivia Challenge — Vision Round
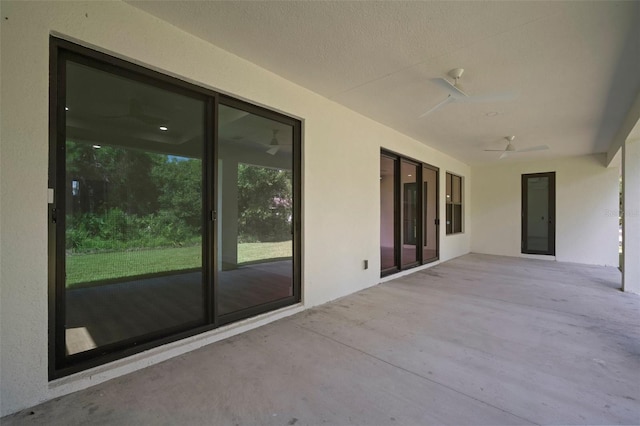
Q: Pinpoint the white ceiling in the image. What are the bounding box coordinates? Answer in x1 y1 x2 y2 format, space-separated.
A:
127 1 640 165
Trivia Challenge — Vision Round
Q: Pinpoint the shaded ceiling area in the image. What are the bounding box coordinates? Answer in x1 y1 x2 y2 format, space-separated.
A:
127 1 640 165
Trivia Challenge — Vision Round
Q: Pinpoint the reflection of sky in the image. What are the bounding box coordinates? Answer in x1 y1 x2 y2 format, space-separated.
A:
167 155 190 162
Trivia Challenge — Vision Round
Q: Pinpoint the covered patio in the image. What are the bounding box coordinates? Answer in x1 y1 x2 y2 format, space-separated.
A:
4 254 638 425
1 1 639 419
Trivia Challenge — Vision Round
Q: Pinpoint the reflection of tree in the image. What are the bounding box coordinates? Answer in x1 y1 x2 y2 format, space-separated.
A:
152 156 202 231
237 164 292 243
65 142 293 251
65 141 202 252
66 141 160 216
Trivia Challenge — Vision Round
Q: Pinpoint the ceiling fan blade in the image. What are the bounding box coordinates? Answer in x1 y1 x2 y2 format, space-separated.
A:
430 78 468 98
483 149 506 152
499 151 510 159
456 91 518 103
266 146 279 155
516 145 549 153
419 95 454 118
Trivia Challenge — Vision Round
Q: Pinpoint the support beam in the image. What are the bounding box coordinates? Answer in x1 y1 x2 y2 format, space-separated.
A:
607 90 640 166
622 137 640 293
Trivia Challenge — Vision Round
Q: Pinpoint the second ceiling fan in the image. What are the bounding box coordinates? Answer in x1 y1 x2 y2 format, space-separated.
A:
484 136 549 159
420 68 516 117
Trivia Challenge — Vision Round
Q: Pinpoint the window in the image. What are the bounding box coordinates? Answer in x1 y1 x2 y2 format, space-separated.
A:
49 38 301 377
380 150 439 276
446 172 463 234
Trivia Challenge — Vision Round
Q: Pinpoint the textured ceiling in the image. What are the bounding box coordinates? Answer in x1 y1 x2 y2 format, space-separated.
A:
127 1 640 165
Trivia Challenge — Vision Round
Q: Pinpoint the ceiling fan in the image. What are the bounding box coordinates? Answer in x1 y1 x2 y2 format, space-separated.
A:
102 98 168 126
266 129 280 155
420 68 516 117
266 128 295 155
484 136 549 159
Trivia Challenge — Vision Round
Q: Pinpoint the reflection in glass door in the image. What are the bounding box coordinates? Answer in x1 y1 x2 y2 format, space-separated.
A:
62 60 207 358
403 183 417 245
380 151 439 275
522 172 555 255
380 155 398 273
217 104 294 317
423 166 439 262
401 161 419 267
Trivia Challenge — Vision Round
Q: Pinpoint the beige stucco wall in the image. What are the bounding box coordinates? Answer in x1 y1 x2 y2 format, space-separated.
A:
471 154 619 266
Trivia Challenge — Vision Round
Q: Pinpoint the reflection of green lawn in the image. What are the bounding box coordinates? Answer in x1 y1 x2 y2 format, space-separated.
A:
66 241 292 287
238 241 292 264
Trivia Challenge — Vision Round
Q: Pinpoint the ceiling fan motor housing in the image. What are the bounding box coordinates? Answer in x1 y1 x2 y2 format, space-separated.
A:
447 68 464 80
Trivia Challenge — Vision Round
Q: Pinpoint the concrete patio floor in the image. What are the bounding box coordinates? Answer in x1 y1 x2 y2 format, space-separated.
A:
3 254 640 425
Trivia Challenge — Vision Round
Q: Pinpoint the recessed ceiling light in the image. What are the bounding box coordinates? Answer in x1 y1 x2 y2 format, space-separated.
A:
65 107 69 111
159 126 168 131
408 174 412 177
485 111 498 117
92 144 101 149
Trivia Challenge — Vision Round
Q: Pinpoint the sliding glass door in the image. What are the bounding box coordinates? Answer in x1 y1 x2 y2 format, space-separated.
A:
380 151 439 276
62 60 208 357
49 38 301 377
423 166 439 263
217 103 294 320
380 154 398 273
401 160 420 267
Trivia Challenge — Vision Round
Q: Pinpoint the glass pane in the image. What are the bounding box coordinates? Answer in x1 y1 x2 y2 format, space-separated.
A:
446 204 453 234
64 61 205 355
453 205 463 233
423 167 438 261
401 161 419 266
446 173 452 203
527 177 549 251
218 105 293 315
380 156 397 270
452 174 462 204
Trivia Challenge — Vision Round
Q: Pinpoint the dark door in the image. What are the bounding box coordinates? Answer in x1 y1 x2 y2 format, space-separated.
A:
422 166 439 263
522 172 555 255
400 160 420 267
380 154 399 274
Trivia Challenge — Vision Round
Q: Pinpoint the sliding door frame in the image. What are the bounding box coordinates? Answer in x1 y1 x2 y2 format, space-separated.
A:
216 96 302 327
380 152 400 276
380 149 439 277
423 163 440 263
49 37 301 378
400 158 422 269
